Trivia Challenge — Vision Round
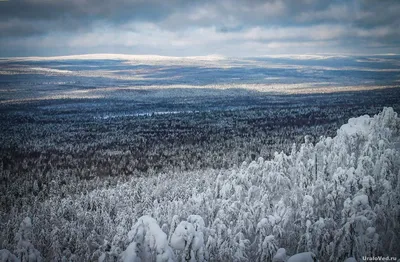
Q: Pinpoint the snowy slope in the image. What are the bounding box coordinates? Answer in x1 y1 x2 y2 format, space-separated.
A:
1 108 399 262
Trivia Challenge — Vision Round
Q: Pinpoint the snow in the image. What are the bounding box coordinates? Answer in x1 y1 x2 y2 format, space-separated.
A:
365 227 376 238
94 110 197 120
170 220 204 251
263 235 275 242
187 215 205 232
123 216 175 262
303 195 314 206
272 248 287 262
261 54 348 60
268 215 277 225
261 234 277 256
4 54 226 62
29 67 73 74
344 258 357 262
121 242 141 262
339 115 371 137
361 176 376 191
287 252 317 262
0 249 19 262
169 217 206 261
170 221 194 250
352 194 369 207
21 217 31 229
14 217 42 262
1 106 399 261
130 216 167 249
257 218 269 229
339 107 398 140
191 232 205 252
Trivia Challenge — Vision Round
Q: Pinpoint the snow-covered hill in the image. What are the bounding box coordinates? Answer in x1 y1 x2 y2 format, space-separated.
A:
1 108 399 262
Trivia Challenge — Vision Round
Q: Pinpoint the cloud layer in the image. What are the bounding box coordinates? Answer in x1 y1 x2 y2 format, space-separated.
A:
1 0 399 56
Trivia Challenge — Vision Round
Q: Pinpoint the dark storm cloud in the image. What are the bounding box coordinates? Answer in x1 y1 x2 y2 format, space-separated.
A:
0 0 190 37
0 0 181 21
0 0 399 56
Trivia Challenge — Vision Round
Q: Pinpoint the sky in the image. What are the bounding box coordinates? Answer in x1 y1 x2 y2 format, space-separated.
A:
0 0 400 57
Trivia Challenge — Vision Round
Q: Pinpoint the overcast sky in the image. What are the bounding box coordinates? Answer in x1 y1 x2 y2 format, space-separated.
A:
1 0 399 57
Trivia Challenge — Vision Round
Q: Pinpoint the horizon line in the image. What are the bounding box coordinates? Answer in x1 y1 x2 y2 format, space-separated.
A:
1 52 399 61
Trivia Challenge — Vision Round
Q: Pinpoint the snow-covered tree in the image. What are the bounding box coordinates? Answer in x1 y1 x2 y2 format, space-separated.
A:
14 217 42 262
121 216 175 262
0 249 19 262
272 248 287 262
170 216 206 262
287 251 317 262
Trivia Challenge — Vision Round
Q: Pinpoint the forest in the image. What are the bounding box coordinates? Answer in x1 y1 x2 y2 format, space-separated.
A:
1 55 400 261
1 95 400 261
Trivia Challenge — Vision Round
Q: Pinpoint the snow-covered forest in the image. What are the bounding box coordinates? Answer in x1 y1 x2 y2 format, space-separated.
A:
1 107 399 261
1 55 400 261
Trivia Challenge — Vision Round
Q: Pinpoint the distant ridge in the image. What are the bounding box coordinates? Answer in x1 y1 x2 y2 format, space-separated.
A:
1 53 226 62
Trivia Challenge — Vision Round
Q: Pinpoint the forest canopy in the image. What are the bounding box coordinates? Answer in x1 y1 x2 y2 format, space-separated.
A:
1 107 399 262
